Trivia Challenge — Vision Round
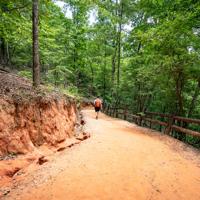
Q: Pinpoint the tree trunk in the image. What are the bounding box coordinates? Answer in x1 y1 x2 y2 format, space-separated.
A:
72 7 80 88
175 71 184 116
0 37 6 66
89 63 94 95
137 41 142 53
187 80 200 118
143 94 152 112
32 0 40 87
175 70 185 141
103 40 107 99
111 0 118 86
117 1 123 89
111 37 117 85
6 41 10 65
136 82 141 113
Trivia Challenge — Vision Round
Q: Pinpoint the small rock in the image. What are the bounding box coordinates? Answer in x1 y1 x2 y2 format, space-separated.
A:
57 147 66 152
67 143 74 148
76 132 90 141
37 156 48 165
3 189 10 196
80 119 85 125
5 167 21 177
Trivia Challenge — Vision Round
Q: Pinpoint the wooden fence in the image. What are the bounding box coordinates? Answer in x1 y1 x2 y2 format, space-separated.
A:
103 104 200 139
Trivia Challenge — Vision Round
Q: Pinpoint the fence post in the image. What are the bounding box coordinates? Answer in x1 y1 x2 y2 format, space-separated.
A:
124 108 127 120
109 106 112 116
159 114 164 132
132 116 136 124
112 107 115 117
164 115 174 135
149 113 152 128
138 114 142 126
159 124 162 132
107 104 109 114
116 108 118 118
103 103 106 113
108 104 111 115
105 104 108 114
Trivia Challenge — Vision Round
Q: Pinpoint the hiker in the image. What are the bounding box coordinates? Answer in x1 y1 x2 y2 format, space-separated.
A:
94 96 102 119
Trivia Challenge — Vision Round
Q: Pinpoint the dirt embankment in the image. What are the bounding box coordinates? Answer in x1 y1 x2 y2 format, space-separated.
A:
0 96 78 156
0 70 89 194
0 71 78 156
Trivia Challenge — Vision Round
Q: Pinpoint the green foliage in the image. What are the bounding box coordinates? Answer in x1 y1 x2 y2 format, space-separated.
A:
61 85 80 98
18 70 32 79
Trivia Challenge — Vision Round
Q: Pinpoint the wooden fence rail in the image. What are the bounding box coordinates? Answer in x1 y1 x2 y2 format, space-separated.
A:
103 104 200 139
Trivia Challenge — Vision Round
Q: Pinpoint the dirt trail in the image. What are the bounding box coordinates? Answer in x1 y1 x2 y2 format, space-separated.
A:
3 109 200 200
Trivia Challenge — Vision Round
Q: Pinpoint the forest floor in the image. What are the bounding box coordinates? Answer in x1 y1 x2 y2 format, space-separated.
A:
2 109 200 200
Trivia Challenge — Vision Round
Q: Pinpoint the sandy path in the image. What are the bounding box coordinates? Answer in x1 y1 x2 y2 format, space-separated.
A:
3 109 200 200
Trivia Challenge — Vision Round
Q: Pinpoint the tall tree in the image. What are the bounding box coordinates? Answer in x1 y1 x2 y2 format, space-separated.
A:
32 0 40 87
116 0 123 89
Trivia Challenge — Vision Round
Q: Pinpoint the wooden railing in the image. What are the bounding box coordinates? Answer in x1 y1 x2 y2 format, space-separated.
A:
103 104 200 139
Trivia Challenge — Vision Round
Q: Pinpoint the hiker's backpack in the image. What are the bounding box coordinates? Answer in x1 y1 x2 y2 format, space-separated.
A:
95 99 101 107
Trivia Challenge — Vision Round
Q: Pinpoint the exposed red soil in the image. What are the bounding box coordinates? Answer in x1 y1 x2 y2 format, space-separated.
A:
2 109 200 200
0 97 77 155
0 134 90 197
0 70 78 156
0 71 90 195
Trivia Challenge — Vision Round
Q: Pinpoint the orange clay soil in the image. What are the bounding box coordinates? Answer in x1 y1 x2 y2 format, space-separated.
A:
3 109 200 200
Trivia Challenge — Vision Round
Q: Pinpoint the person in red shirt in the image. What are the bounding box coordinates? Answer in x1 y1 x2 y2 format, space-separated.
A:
94 96 102 119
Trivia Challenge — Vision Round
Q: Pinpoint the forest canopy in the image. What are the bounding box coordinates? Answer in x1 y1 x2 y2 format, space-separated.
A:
0 0 200 120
